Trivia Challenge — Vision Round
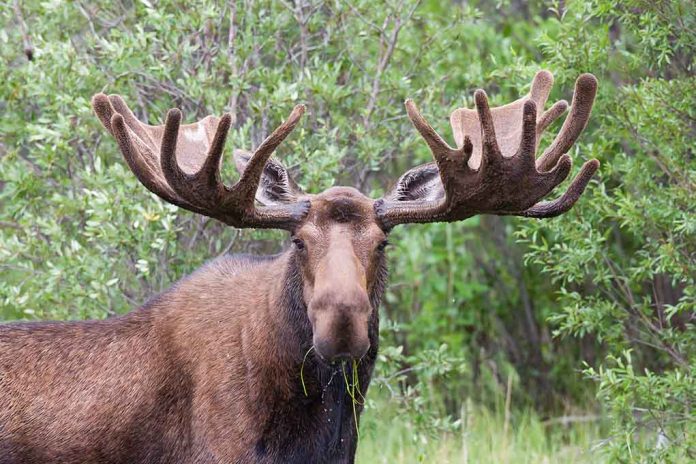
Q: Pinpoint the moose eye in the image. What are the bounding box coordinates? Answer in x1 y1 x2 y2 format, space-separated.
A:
376 240 390 252
292 238 306 251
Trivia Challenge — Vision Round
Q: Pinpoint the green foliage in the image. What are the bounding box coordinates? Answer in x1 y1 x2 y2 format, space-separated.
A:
519 0 695 460
358 395 605 464
1 0 694 461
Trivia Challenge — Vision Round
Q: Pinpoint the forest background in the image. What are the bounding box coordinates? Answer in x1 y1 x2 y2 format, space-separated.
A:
1 0 694 462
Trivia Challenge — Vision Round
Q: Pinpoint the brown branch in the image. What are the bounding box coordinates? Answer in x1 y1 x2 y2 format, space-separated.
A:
0 221 22 230
227 0 239 124
13 0 34 61
355 0 420 189
363 0 421 127
542 415 601 426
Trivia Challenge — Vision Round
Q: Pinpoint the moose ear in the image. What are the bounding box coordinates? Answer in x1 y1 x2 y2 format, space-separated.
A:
233 150 304 205
384 162 444 202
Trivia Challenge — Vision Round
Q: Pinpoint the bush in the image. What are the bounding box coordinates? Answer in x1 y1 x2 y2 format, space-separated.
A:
520 0 695 460
2 0 693 461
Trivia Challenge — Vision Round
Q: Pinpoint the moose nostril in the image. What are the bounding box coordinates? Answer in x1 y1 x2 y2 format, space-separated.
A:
316 342 370 364
331 352 352 363
314 336 369 363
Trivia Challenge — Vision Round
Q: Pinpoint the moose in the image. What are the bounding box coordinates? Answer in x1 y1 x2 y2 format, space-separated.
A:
0 71 599 463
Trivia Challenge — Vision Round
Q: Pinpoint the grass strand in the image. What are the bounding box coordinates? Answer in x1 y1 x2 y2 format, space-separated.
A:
299 345 315 397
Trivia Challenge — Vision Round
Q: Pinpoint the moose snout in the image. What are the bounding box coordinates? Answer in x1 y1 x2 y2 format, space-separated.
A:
314 333 370 362
309 292 371 363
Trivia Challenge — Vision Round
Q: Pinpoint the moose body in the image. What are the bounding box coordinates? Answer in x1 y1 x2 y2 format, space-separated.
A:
1 70 599 463
1 250 382 463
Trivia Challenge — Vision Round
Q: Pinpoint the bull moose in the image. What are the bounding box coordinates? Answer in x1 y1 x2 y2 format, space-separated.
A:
0 71 599 463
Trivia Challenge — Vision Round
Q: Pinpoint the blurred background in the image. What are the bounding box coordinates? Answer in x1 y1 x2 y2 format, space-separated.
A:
1 0 694 462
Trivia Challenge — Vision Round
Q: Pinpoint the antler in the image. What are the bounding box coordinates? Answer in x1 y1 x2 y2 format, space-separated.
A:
376 71 600 228
91 94 309 230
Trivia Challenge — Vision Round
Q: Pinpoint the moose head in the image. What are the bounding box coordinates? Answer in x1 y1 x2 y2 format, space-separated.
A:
91 70 599 363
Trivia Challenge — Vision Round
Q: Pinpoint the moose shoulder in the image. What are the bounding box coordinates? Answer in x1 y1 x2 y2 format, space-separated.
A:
0 71 599 464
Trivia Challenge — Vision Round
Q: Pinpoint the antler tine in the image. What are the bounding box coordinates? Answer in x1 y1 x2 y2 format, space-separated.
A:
518 99 538 168
231 105 306 209
108 111 192 210
521 159 600 217
92 93 115 136
404 99 458 164
474 90 504 168
94 93 190 209
109 95 157 147
159 109 233 207
537 73 597 172
529 70 554 109
159 109 189 197
537 100 568 137
201 113 232 189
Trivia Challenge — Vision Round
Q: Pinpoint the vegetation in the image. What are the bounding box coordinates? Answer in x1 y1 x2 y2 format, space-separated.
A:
1 0 693 461
358 393 604 464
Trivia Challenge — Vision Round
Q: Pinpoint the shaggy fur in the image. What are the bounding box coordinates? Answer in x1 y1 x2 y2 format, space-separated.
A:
0 250 387 464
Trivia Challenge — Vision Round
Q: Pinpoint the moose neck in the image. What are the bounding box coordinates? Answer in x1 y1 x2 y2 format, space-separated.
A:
251 249 386 462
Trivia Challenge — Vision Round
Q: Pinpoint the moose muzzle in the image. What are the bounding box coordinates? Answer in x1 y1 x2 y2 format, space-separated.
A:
307 236 372 362
309 290 372 362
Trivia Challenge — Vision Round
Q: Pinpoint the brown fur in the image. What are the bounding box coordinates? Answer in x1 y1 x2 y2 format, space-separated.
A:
0 189 387 464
